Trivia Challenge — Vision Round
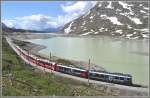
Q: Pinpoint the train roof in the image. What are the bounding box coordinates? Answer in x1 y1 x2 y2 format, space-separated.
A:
37 58 55 64
17 46 27 55
58 64 87 72
92 70 131 76
18 47 55 64
36 57 48 61
89 71 132 78
16 45 132 78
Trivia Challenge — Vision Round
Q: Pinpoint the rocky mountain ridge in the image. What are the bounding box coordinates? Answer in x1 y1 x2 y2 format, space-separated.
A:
61 1 149 39
2 23 43 34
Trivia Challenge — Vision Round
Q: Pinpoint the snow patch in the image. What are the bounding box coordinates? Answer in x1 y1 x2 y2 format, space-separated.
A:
142 34 149 38
140 10 146 13
140 28 148 32
133 32 137 34
135 28 149 32
99 28 104 32
139 4 143 6
83 28 87 31
118 1 134 14
116 9 122 12
130 17 142 24
81 32 92 36
81 25 84 28
104 28 108 31
126 34 140 39
127 4 134 7
101 14 107 17
64 22 73 34
111 33 115 35
126 34 133 37
129 11 134 16
94 32 99 34
129 36 140 39
83 11 90 18
127 25 132 29
106 2 112 9
100 14 107 19
118 1 128 9
143 7 149 10
119 8 134 16
98 3 102 7
82 21 86 25
116 30 123 34
90 29 94 32
120 13 127 16
120 11 134 16
107 17 123 25
90 16 94 19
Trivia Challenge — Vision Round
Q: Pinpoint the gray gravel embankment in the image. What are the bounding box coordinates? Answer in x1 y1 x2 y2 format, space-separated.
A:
6 34 149 96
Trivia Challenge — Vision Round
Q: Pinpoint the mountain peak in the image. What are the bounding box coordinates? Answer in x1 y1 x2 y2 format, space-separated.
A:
61 1 149 39
2 23 8 29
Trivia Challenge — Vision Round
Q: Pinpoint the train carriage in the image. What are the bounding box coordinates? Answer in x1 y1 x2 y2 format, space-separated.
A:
14 45 133 86
36 59 56 71
89 71 132 85
55 64 72 74
55 64 88 78
37 60 45 67
71 67 88 78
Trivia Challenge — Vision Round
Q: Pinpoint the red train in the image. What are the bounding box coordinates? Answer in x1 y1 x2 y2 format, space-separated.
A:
15 46 88 78
15 46 132 86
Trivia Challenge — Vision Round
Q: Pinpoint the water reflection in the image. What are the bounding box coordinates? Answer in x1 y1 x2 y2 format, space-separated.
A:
28 36 149 85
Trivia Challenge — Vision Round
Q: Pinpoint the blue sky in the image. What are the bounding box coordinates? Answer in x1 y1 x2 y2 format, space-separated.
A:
2 1 97 30
2 1 66 19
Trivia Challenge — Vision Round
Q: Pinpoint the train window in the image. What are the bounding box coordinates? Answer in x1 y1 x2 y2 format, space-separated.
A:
61 67 65 70
73 69 82 73
105 75 109 78
90 73 97 77
65 68 71 71
96 74 100 77
126 78 130 81
120 77 124 80
58 66 63 70
100 74 104 78
115 77 119 79
90 73 95 76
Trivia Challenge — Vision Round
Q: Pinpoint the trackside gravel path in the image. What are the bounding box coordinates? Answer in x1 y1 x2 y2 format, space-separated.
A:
6 36 149 96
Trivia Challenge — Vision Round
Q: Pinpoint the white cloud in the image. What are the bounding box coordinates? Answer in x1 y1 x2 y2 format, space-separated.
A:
3 1 97 31
59 1 97 26
61 2 88 14
61 1 97 14
64 1 75 6
3 14 59 31
57 12 79 26
3 14 76 30
3 19 15 28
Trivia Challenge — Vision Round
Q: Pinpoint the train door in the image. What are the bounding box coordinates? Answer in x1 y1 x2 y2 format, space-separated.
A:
109 76 114 82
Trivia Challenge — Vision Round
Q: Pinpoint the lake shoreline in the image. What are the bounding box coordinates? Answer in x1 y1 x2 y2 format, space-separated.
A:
9 33 149 86
4 36 149 96
10 33 107 71
8 32 149 40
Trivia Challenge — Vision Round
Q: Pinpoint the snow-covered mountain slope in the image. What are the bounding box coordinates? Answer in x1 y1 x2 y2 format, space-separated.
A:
2 23 8 29
61 1 149 39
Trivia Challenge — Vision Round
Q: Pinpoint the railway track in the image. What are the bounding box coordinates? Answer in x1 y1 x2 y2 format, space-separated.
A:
6 36 148 92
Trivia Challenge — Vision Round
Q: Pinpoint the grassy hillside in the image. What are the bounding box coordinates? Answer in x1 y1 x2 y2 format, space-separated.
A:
2 37 111 96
